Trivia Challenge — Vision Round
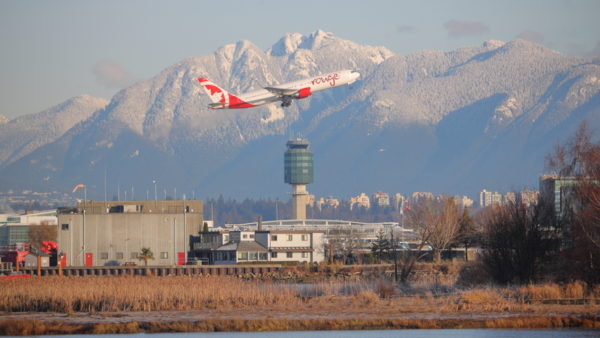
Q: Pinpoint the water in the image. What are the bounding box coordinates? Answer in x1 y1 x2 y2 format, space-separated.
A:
44 329 599 338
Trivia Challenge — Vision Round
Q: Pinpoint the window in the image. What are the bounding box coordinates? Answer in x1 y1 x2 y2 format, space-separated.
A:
160 252 168 259
130 252 138 259
224 235 229 243
287 234 293 241
271 252 278 258
271 235 278 241
100 252 108 259
301 252 308 258
249 234 255 239
249 252 258 260
61 224 69 230
243 234 248 239
238 252 248 260
116 252 124 259
286 252 293 258
301 234 308 241
259 253 267 260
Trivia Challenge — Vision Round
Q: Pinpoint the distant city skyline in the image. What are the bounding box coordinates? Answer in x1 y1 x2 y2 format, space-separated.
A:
1 0 599 118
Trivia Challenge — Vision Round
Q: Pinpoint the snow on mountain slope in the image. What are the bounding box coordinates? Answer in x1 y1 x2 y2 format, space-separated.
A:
1 31 599 200
0 95 107 167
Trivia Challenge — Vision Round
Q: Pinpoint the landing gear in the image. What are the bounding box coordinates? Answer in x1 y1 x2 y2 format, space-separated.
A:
281 96 292 107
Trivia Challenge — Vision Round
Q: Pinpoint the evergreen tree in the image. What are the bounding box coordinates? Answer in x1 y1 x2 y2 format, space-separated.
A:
371 229 390 263
456 206 477 261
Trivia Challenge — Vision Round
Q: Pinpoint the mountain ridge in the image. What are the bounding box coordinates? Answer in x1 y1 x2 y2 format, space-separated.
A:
0 31 598 201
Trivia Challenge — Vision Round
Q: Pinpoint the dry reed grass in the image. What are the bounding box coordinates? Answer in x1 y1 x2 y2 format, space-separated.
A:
564 281 587 299
0 276 301 313
515 281 592 302
516 283 562 302
0 275 598 320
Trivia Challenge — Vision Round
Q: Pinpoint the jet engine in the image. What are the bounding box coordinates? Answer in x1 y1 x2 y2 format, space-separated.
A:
295 87 312 99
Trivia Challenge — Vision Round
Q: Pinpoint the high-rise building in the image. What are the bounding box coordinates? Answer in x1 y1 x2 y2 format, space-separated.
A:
412 192 434 203
519 189 539 207
393 193 407 210
539 175 579 218
453 195 474 208
316 197 340 210
284 139 314 220
350 193 371 210
479 189 492 208
504 192 516 204
372 191 390 207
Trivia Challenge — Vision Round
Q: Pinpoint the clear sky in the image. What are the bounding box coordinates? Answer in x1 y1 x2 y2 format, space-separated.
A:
1 0 599 118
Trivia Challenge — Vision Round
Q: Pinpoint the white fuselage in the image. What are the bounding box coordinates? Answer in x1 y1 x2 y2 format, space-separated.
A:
238 69 360 106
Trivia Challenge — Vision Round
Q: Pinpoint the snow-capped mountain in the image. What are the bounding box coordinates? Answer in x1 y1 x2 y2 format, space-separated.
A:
1 30 598 200
0 95 107 167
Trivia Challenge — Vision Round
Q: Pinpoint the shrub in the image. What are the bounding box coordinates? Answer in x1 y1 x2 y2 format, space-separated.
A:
375 279 396 299
563 281 586 299
516 283 562 302
455 261 492 288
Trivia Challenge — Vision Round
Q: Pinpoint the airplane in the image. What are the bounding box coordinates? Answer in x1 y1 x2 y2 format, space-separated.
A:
197 69 360 109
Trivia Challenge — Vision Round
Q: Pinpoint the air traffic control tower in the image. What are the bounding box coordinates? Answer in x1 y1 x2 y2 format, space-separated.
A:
284 138 313 220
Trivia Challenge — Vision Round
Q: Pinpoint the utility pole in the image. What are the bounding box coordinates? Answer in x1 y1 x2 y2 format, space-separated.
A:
83 186 86 266
153 180 157 210
391 228 398 282
183 195 187 265
173 217 176 266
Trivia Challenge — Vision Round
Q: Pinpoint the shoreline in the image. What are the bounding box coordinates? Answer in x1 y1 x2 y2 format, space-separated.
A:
1 310 599 335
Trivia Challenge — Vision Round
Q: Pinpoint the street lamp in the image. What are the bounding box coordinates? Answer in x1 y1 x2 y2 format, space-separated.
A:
153 180 157 201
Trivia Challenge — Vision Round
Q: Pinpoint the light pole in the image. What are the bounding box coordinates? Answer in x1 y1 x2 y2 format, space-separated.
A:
153 180 157 201
153 180 158 210
173 217 176 265
183 195 187 265
71 184 87 266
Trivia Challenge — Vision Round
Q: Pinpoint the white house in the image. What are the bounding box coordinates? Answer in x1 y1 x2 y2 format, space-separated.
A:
201 229 325 264
255 230 325 263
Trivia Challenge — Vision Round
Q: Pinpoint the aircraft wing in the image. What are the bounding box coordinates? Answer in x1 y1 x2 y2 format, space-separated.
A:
264 87 298 96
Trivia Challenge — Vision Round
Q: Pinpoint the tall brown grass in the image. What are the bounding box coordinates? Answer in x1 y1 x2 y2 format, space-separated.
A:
0 276 598 315
0 276 301 313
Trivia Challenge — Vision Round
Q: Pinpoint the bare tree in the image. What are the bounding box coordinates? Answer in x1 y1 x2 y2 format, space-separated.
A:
28 222 57 253
546 121 600 282
479 200 558 285
327 225 363 264
406 197 461 263
395 226 431 284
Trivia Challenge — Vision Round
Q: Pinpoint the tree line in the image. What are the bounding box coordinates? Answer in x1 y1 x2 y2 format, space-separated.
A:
371 122 600 285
